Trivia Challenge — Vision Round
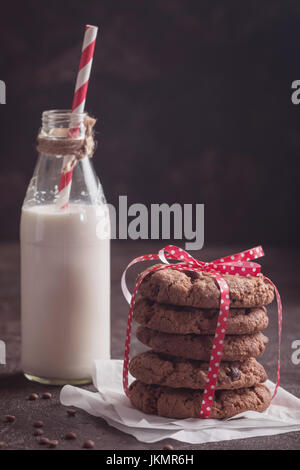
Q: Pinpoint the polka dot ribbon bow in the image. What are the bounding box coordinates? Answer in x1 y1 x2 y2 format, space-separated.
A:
121 245 282 419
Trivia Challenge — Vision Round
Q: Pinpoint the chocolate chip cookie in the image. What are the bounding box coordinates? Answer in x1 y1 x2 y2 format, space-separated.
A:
129 351 267 390
138 268 274 308
136 326 269 361
129 380 271 419
133 297 269 335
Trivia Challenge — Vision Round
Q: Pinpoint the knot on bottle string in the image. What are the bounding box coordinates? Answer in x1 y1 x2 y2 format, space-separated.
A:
36 115 97 170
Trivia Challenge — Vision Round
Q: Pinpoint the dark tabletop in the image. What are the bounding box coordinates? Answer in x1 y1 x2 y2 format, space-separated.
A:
0 241 299 450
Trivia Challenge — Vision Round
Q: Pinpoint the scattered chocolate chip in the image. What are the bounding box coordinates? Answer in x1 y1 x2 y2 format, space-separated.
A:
163 444 174 450
82 439 94 449
227 366 241 382
33 429 44 436
42 392 52 399
65 432 77 440
39 437 50 446
48 440 59 448
4 415 16 423
28 393 39 401
33 420 44 428
67 409 77 416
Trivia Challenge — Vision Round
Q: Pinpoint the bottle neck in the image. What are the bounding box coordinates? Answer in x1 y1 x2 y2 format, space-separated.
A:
22 110 103 208
40 109 87 140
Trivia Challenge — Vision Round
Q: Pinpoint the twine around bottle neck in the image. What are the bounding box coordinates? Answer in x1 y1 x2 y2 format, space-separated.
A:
36 115 97 165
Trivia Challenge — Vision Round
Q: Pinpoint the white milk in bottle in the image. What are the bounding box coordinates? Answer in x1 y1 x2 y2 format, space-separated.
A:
20 110 110 384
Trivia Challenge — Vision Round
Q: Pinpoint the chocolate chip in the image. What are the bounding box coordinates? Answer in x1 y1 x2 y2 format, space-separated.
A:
227 366 241 381
65 432 77 440
203 309 218 319
48 440 59 448
83 440 94 449
42 392 52 399
39 437 50 445
4 415 16 423
67 409 77 416
152 285 160 296
33 420 44 428
163 444 174 450
183 270 198 281
33 429 44 436
28 393 39 401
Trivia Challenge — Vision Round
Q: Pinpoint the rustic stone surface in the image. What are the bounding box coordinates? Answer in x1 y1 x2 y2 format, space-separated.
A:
0 242 299 449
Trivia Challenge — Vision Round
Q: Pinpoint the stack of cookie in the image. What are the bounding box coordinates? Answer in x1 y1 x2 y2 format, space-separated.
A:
128 268 275 419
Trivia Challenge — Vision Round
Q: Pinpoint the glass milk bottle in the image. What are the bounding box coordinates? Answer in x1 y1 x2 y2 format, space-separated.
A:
20 110 110 385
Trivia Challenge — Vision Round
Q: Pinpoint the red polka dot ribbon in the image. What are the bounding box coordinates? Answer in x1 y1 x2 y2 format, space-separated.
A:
121 245 282 419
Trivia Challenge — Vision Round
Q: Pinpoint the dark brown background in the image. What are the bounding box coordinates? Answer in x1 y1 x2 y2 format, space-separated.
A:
0 2 300 450
0 0 299 245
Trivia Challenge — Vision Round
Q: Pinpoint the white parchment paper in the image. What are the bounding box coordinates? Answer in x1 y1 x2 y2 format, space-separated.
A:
60 360 300 444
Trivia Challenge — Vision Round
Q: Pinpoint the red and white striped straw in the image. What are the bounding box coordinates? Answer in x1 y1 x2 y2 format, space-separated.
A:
56 25 98 209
